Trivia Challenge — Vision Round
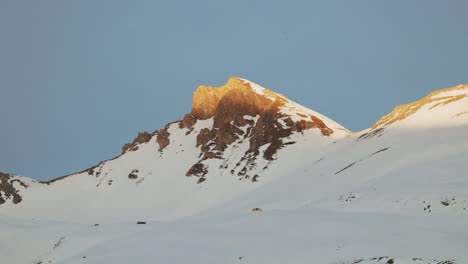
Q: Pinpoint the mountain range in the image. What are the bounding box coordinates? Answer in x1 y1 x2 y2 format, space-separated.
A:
1 77 467 264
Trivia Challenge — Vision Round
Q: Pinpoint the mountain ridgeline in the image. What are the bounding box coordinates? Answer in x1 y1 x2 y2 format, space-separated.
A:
1 78 468 264
0 78 467 214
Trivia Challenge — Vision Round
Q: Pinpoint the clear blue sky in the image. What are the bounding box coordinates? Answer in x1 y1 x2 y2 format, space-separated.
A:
1 0 467 181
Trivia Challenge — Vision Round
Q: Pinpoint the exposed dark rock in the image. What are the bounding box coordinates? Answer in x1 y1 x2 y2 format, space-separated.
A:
122 132 153 153
196 128 216 152
180 114 197 129
357 128 385 141
335 162 358 175
310 115 334 136
252 175 259 182
203 152 222 159
156 127 171 150
0 172 26 204
122 120 179 155
128 169 139 179
359 257 455 264
186 163 208 177
369 147 390 157
441 198 453 206
196 177 206 184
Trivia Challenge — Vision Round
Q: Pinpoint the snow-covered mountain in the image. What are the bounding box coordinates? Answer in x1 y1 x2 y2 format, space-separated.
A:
1 78 467 264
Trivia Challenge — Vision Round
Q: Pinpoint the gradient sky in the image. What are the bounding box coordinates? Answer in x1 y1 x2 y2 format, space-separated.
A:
1 0 467 181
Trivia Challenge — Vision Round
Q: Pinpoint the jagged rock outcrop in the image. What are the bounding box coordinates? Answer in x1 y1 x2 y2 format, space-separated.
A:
122 132 153 153
122 124 173 154
180 114 197 129
156 127 171 150
0 172 27 204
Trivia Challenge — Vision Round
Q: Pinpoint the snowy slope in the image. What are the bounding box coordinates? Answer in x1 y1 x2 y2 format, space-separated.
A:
1 81 467 264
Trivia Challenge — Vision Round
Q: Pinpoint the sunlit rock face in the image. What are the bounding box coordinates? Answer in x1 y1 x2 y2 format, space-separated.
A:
190 77 276 120
191 77 333 135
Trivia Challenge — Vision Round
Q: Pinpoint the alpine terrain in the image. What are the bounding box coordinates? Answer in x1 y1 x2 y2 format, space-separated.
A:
1 77 467 264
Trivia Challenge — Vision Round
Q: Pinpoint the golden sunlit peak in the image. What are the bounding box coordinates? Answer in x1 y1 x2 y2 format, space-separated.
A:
372 84 468 128
190 77 285 120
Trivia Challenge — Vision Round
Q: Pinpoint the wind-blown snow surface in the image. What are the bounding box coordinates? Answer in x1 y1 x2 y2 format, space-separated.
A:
1 85 468 264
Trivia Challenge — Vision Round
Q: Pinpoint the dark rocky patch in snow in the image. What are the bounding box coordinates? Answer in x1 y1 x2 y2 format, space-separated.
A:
357 128 385 141
338 256 456 264
335 147 390 175
335 162 358 175
339 193 357 203
369 147 390 157
128 169 139 179
0 172 26 204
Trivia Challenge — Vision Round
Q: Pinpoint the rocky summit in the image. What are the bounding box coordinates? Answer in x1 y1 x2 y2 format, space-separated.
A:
121 77 344 182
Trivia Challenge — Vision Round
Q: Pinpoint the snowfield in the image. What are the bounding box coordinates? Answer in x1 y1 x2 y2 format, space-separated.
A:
1 82 467 264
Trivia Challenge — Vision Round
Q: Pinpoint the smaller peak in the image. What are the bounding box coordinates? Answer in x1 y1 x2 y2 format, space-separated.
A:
372 84 468 129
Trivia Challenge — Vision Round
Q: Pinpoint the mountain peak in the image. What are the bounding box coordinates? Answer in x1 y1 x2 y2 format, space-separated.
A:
184 77 345 178
373 84 468 129
191 77 283 120
189 77 345 135
118 77 348 183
